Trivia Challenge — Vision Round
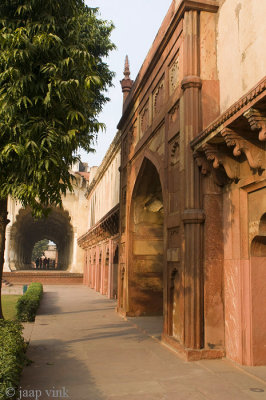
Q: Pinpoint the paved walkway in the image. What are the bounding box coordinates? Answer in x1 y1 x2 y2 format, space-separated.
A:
20 286 266 400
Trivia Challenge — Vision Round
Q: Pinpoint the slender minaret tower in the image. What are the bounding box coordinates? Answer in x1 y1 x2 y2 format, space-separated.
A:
120 55 134 111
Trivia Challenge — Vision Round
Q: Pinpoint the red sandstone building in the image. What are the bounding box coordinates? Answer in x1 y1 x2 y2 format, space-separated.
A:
78 133 121 299
79 0 266 366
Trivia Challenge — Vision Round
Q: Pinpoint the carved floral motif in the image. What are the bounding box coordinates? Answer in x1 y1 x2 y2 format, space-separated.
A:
169 135 180 166
140 103 150 137
169 103 179 127
168 228 179 247
169 56 179 96
153 79 165 116
128 123 137 153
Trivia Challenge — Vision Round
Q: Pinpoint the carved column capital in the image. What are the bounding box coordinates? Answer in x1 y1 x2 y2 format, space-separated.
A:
181 75 202 91
182 209 205 224
244 108 266 141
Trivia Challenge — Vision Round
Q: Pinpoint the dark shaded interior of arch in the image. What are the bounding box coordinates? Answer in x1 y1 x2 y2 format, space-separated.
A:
129 158 164 316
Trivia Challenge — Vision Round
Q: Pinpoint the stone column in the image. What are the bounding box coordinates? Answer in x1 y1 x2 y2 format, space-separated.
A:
3 225 11 271
108 239 113 299
96 246 100 292
71 230 78 271
181 10 205 349
202 174 224 349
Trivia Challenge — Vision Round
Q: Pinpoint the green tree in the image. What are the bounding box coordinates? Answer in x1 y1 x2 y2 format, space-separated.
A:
0 0 115 318
31 239 49 261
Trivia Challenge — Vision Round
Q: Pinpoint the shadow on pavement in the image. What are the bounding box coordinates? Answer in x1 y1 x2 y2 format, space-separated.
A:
20 338 106 400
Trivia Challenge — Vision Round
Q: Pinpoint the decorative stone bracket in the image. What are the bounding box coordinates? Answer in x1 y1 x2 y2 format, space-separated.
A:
193 151 211 175
193 151 230 186
202 143 240 182
191 78 266 184
244 108 266 141
221 128 265 170
78 205 119 249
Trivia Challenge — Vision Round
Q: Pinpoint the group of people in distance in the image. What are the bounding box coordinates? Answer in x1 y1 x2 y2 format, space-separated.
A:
35 256 55 269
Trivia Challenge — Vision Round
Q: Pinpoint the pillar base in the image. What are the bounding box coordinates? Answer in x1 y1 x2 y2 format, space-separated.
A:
3 262 11 272
162 334 225 361
116 307 127 317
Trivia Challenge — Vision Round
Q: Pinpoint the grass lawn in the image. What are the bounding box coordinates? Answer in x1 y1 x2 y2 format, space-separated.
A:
2 295 21 320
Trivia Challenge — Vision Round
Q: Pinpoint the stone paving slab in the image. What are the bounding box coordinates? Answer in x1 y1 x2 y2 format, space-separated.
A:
17 286 266 400
22 323 35 343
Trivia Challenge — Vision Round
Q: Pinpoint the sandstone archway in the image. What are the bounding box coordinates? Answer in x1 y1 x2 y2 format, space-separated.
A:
128 158 164 316
9 207 73 270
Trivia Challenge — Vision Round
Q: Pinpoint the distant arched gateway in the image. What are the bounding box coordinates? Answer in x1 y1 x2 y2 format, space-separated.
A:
8 207 73 270
4 164 90 273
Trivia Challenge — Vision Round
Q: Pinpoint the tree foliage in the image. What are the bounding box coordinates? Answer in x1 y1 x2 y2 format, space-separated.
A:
0 0 115 216
31 238 49 260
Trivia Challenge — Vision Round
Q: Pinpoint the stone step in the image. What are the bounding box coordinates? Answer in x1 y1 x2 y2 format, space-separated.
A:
3 271 83 285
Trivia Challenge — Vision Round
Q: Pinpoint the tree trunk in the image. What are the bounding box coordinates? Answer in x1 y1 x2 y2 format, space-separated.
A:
0 197 9 319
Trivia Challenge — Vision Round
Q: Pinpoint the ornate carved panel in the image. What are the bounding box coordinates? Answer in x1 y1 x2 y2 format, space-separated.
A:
168 228 179 248
122 136 129 162
120 242 125 264
128 122 138 155
169 102 179 126
167 228 180 263
140 101 150 138
169 134 180 166
168 102 180 141
153 78 165 116
169 55 179 96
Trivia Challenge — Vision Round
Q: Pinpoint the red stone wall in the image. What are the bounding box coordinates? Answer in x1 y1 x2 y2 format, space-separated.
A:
117 0 224 360
223 183 266 365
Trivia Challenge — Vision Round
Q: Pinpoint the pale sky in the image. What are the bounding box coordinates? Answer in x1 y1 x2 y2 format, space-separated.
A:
80 0 173 167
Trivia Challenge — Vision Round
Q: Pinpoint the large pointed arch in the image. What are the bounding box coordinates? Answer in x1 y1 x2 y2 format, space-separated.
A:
127 149 166 215
127 156 165 316
250 212 266 365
